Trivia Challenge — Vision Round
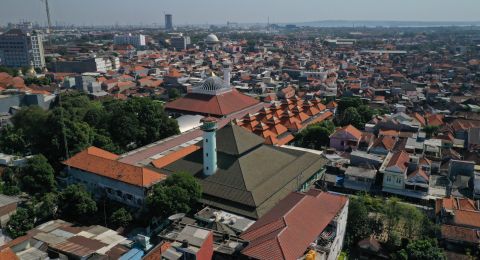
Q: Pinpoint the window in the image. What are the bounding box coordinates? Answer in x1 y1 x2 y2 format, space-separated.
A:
206 153 208 157
387 176 391 182
116 190 122 197
206 166 209 170
205 138 208 143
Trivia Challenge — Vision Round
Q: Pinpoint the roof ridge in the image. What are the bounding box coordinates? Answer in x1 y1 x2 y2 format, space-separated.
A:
276 225 289 260
236 156 249 191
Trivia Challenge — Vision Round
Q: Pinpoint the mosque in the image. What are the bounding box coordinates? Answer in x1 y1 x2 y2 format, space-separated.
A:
165 63 260 117
204 33 221 51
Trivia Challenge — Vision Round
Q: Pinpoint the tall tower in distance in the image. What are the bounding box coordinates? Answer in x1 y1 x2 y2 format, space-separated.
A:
222 61 231 88
201 117 218 176
165 14 173 31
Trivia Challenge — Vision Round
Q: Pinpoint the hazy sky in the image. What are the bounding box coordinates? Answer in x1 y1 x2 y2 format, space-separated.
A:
1 0 479 26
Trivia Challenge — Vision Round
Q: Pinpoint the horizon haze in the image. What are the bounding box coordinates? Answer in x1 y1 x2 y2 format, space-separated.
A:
1 0 480 27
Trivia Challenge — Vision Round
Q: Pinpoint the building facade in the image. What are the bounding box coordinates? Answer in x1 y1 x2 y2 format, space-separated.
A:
0 29 45 68
165 14 173 31
113 34 146 48
52 57 119 73
171 36 191 50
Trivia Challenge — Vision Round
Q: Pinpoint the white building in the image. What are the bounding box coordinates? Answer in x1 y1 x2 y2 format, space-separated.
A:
113 33 146 48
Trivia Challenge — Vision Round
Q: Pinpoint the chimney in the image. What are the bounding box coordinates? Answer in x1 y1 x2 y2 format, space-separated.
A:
222 61 231 88
201 117 218 176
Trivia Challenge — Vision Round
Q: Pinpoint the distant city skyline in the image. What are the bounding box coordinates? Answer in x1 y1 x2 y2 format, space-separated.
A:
1 0 480 26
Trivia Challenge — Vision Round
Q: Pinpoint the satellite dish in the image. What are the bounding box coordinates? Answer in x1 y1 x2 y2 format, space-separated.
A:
168 213 186 221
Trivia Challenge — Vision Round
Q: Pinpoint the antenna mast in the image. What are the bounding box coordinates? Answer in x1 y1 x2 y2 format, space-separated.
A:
43 0 52 33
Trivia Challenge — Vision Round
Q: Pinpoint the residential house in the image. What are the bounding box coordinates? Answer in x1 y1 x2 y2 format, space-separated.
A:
158 225 214 260
436 197 480 254
343 166 377 192
381 151 431 198
330 125 362 151
369 135 397 155
240 190 348 260
0 219 132 259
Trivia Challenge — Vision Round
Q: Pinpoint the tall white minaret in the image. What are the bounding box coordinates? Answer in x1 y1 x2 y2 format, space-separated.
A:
201 117 218 176
222 61 231 88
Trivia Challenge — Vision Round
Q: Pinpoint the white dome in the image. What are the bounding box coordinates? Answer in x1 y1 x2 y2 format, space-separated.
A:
205 34 219 43
191 76 231 95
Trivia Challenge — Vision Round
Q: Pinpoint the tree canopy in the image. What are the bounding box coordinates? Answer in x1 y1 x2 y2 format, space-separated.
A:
110 208 132 229
58 184 97 223
335 97 383 130
5 208 35 239
20 154 56 196
405 239 445 260
295 120 335 150
0 92 179 169
147 172 202 217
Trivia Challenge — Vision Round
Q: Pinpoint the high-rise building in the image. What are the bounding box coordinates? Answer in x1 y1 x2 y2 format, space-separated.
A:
170 35 191 50
0 29 45 68
165 14 173 31
113 33 146 48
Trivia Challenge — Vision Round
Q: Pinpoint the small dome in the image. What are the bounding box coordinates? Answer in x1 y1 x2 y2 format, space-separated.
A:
201 77 227 91
205 34 219 43
191 75 231 95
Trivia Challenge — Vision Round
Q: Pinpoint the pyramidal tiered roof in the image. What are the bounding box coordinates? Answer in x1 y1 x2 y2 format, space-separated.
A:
160 124 328 219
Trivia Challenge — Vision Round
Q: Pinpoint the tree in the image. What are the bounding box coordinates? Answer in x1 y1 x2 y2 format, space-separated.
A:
5 208 35 238
36 192 59 220
11 106 48 141
357 105 379 123
337 97 363 115
168 88 181 100
296 124 332 150
0 125 27 155
340 107 363 129
58 184 97 223
110 208 132 229
40 112 95 164
406 239 445 260
1 167 21 195
346 197 372 246
423 125 439 138
108 98 179 149
20 154 56 196
147 172 202 217
402 204 425 239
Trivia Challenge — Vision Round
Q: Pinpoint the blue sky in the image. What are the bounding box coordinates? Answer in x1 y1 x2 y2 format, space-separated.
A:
1 0 479 26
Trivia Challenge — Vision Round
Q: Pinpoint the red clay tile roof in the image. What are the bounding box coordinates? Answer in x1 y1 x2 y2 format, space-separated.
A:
165 90 259 116
438 197 479 213
441 225 480 243
386 151 410 172
371 136 396 151
0 248 19 260
412 113 426 126
454 210 480 229
63 147 166 187
331 125 362 140
241 190 348 260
